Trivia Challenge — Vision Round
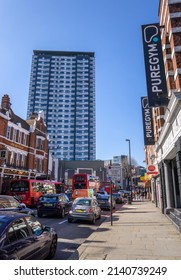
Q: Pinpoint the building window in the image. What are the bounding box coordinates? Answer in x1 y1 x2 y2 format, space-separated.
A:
6 126 11 139
40 140 44 150
13 129 17 142
39 159 43 172
23 134 27 145
10 151 14 165
22 154 25 167
18 131 22 143
16 153 20 166
35 158 38 170
36 138 39 148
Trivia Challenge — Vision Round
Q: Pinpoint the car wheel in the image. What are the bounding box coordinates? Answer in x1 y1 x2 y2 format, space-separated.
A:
61 208 65 218
47 237 57 259
37 212 43 217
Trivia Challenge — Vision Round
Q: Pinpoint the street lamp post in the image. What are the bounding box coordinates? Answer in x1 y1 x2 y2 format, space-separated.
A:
0 164 6 193
126 139 133 202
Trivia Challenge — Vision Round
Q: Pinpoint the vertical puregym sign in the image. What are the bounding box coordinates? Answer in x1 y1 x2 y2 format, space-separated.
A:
141 97 155 145
142 23 168 107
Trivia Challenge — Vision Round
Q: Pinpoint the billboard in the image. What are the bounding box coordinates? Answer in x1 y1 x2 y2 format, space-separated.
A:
141 97 155 145
142 23 168 107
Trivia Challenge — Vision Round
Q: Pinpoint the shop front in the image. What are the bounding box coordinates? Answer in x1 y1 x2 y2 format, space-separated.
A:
156 93 181 214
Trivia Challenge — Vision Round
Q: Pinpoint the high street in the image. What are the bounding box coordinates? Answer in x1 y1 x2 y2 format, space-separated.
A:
36 204 124 260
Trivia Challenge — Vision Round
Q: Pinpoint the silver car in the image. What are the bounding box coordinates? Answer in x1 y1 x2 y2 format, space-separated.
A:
67 197 101 224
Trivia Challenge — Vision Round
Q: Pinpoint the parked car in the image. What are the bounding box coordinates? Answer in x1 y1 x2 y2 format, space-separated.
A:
120 190 131 198
37 193 72 218
96 194 116 210
68 197 101 224
112 193 123 204
0 211 57 260
0 195 35 216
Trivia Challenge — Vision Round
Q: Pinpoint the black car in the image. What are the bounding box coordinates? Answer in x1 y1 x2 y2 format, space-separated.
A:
96 194 116 210
0 195 35 216
112 193 123 204
0 211 57 260
37 193 72 218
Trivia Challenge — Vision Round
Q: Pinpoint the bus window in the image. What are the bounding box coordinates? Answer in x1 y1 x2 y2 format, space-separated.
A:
10 181 29 192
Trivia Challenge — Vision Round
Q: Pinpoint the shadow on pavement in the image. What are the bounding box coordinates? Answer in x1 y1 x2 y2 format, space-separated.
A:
120 210 157 214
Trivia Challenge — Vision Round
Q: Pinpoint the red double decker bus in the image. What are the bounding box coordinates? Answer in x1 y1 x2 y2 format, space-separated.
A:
72 174 100 201
8 179 64 207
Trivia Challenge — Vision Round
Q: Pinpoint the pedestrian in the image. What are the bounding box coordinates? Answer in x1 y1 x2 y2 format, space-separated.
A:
141 190 145 201
144 190 148 199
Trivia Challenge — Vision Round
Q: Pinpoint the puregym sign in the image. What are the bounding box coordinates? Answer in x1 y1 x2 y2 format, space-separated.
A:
141 97 154 146
142 23 168 107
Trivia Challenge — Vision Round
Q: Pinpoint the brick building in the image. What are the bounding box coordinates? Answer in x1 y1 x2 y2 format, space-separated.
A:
0 94 49 193
143 0 181 218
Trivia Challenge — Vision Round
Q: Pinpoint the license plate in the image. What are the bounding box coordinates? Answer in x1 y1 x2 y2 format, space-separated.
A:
75 209 84 212
43 203 53 207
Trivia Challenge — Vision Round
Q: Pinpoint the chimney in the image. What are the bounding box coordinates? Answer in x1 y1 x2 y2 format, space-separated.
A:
29 112 38 119
1 94 11 110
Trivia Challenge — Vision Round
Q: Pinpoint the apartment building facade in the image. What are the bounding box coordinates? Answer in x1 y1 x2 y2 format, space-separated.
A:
0 94 48 193
27 50 96 161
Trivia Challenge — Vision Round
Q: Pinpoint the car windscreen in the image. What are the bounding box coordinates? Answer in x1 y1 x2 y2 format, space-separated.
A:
0 197 20 208
97 196 109 201
74 199 91 206
38 196 58 202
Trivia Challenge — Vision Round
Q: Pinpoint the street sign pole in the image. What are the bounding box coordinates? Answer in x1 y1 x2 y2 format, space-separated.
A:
110 181 113 226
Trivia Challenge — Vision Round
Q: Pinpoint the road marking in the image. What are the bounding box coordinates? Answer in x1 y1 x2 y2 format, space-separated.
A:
57 237 80 244
58 220 67 225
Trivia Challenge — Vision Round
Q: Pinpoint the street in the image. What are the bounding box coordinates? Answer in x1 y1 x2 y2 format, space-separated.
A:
36 204 124 260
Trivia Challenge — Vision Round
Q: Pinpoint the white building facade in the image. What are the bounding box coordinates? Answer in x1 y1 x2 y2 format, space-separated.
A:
27 50 96 161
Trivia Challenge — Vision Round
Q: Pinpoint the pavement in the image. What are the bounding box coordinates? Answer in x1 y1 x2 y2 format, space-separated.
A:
69 199 181 260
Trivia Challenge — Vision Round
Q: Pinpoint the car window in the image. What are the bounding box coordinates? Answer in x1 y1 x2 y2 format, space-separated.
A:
9 218 30 240
58 196 64 202
97 196 108 201
7 226 17 243
64 194 70 202
0 221 6 232
75 199 91 206
25 216 43 236
0 197 19 208
39 196 58 202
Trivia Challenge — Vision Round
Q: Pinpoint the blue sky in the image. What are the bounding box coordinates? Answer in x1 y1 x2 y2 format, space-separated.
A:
0 0 159 166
